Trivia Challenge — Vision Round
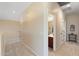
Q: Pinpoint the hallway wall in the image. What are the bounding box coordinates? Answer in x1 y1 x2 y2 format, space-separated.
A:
66 13 79 42
0 20 20 44
21 3 48 56
56 9 66 50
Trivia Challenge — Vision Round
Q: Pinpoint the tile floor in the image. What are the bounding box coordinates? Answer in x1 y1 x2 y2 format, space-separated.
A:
49 42 79 56
4 42 35 56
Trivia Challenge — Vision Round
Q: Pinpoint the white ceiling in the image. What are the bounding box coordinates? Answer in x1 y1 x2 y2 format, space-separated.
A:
0 2 31 21
1 2 79 21
62 2 79 14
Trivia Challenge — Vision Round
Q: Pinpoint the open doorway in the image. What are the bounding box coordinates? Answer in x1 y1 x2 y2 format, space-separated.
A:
48 13 56 55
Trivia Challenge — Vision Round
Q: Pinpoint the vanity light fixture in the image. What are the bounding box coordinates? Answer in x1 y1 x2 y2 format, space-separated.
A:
48 14 54 22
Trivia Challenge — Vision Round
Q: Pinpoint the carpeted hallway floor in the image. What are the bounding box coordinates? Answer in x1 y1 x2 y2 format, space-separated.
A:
49 42 79 56
5 42 35 56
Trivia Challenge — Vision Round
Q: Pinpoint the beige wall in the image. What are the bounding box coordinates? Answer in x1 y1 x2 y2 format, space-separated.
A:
0 20 20 32
21 3 48 56
0 20 21 44
56 9 66 50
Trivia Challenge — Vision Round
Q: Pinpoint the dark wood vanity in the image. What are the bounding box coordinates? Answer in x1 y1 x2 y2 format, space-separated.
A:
48 36 53 48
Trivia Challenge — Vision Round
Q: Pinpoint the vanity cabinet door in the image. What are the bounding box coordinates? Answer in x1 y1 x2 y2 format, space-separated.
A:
48 37 53 48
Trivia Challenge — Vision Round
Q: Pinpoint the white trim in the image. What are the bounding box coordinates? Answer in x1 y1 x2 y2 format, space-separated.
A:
43 2 48 56
53 14 57 51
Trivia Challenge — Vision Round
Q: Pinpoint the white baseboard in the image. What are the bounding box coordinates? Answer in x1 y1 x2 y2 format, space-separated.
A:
22 43 39 56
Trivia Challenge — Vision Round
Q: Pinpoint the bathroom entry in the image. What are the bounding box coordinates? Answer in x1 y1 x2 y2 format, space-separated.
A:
48 14 56 51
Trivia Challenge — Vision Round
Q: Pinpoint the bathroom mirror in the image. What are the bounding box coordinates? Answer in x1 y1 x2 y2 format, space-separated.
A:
48 14 54 34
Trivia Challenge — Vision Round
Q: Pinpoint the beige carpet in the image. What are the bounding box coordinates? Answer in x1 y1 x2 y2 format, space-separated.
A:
49 42 79 56
5 42 35 56
5 41 79 56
